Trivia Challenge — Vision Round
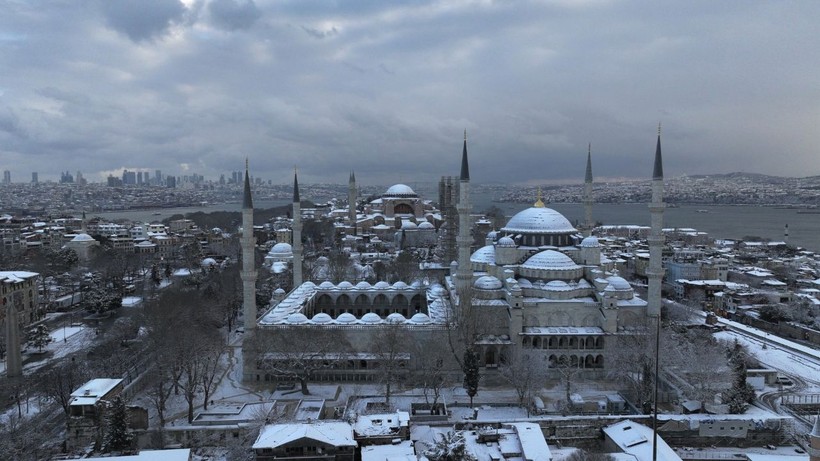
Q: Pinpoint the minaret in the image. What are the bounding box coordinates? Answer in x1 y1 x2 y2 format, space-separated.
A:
348 171 357 236
584 143 594 235
292 169 303 288
647 125 665 321
241 160 257 332
809 414 820 461
455 130 472 295
784 224 789 246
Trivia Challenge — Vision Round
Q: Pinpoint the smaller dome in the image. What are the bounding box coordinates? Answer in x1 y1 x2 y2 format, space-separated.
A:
401 221 418 230
498 236 516 247
269 242 293 254
286 313 309 324
474 275 503 290
274 288 286 294
386 313 407 323
361 313 382 324
580 236 600 248
517 278 533 288
545 280 570 289
410 279 424 289
471 245 496 265
337 281 354 289
316 256 329 264
605 276 631 291
374 281 391 289
355 281 371 289
311 313 333 324
71 233 95 242
418 221 434 229
429 284 447 297
487 230 498 239
522 250 581 271
302 281 317 289
319 281 335 289
409 313 431 324
201 257 218 267
336 313 357 324
392 281 409 289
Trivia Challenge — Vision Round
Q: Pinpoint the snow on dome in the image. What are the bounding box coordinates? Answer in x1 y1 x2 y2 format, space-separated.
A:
319 281 335 289
311 313 333 324
470 245 496 265
498 236 516 247
71 233 95 242
522 250 582 270
374 281 390 289
336 313 357 324
517 278 533 288
605 276 632 291
410 279 423 288
201 257 218 267
384 184 416 196
502 207 576 234
274 288 286 294
487 230 498 239
316 256 329 264
401 221 418 230
474 275 503 290
361 312 382 324
409 313 431 324
302 281 316 289
545 280 570 289
337 281 354 289
580 236 600 248
418 221 434 229
392 281 409 289
269 242 293 254
429 284 447 297
286 313 309 324
355 281 371 289
386 313 407 323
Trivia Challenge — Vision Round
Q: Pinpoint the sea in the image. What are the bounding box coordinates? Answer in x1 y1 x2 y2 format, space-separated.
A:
96 190 820 252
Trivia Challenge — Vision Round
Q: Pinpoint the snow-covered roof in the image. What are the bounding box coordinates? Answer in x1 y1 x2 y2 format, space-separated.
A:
603 419 681 461
70 233 95 242
474 275 502 290
522 326 604 336
605 276 632 291
269 242 293 254
0 271 39 284
253 422 356 449
70 378 123 407
471 245 496 265
83 449 192 461
384 184 416 196
509 423 551 461
521 250 581 271
580 235 600 247
502 207 576 234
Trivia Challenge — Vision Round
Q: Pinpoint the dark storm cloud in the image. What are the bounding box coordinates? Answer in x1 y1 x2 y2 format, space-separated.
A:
100 0 187 41
208 0 261 31
1 1 819 184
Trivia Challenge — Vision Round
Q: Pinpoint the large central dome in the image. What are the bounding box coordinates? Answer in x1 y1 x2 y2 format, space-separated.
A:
502 207 576 234
384 184 417 197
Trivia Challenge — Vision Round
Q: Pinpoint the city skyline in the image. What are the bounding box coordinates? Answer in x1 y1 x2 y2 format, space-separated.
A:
1 1 818 185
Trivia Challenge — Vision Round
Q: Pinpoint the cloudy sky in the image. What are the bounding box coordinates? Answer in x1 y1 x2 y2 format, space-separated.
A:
1 0 818 185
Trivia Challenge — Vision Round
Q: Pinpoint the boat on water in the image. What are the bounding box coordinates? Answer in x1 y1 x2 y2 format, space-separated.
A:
696 209 710 213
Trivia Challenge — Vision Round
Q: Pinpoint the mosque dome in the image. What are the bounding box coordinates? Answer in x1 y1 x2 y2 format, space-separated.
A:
337 281 354 289
71 233 95 242
319 281 335 289
487 230 498 239
401 221 418 230
502 207 576 234
580 236 600 248
470 245 496 265
336 313 357 324
392 281 409 289
201 258 218 268
517 278 533 288
269 242 293 254
274 288 286 294
418 221 434 230
498 236 516 247
286 313 309 324
429 284 447 297
311 313 333 324
522 250 582 271
374 281 391 289
545 280 570 290
361 313 382 324
474 275 503 290
386 313 407 323
355 281 372 289
384 184 417 197
409 313 431 324
605 276 632 291
302 281 317 289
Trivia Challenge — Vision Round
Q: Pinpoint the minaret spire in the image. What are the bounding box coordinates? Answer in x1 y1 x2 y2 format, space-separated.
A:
584 143 594 235
455 130 472 298
293 168 303 288
348 169 357 236
241 159 258 332
460 130 470 181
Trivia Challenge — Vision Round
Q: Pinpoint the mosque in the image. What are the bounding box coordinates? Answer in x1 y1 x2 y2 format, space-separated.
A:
241 132 667 385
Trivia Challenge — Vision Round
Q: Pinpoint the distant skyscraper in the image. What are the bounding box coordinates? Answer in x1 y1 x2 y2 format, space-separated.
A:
3 170 10 184
166 176 176 188
155 170 162 185
31 172 38 184
137 171 143 185
122 170 136 185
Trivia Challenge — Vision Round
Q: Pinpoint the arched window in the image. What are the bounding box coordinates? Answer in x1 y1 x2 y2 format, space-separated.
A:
336 294 352 310
393 294 409 310
485 347 496 365
373 294 389 309
394 203 413 215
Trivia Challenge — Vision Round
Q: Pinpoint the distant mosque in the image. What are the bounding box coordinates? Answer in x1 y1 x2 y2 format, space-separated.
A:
241 131 667 384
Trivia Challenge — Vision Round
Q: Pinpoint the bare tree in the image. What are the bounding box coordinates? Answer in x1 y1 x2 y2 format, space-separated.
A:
499 345 547 411
370 324 409 406
257 327 352 395
41 359 91 415
412 335 451 411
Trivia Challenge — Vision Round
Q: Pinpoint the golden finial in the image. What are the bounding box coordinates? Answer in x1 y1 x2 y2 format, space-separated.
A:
534 187 545 208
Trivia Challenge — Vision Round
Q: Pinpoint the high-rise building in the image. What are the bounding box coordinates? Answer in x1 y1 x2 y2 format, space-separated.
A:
2 170 10 184
31 172 38 183
155 170 162 185
137 171 143 185
122 170 136 185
